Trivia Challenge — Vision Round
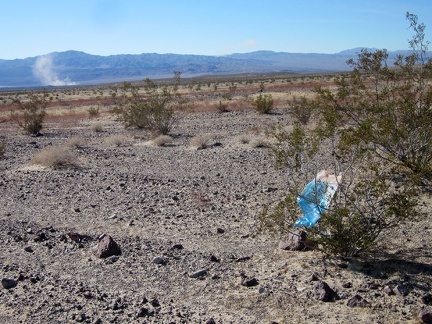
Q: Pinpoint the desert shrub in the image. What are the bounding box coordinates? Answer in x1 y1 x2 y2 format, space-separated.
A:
32 146 77 168
190 134 211 149
260 13 429 257
216 100 229 113
237 134 251 144
252 94 273 114
288 96 314 125
105 134 131 147
152 135 173 146
90 122 104 132
249 137 269 148
113 75 182 134
88 106 100 117
12 92 47 136
67 136 87 148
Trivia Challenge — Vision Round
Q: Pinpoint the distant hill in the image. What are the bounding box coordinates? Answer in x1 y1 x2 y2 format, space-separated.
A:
0 49 422 88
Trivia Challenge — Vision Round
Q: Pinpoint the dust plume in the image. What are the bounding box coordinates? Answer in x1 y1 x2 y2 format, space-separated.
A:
33 55 77 86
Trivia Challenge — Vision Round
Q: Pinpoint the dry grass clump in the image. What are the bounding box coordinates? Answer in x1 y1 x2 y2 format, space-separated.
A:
105 134 131 147
190 134 211 149
67 136 87 148
32 146 78 168
237 134 251 145
249 136 269 148
90 122 104 132
152 135 173 147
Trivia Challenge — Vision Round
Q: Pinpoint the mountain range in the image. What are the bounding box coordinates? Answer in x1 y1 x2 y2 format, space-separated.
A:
0 49 420 88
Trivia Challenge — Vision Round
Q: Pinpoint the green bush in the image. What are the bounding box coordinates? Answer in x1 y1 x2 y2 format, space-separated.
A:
260 13 429 257
13 92 47 136
113 80 177 135
252 93 273 114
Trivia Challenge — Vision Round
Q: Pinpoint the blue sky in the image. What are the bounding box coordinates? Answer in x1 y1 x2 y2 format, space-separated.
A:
1 0 431 60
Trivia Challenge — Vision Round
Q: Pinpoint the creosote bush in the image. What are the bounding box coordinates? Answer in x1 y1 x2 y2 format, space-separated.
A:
113 74 183 134
260 13 430 257
252 93 273 114
13 92 48 136
33 146 77 168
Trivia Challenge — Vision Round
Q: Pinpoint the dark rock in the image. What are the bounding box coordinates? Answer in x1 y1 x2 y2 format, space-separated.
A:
383 286 394 295
170 244 184 250
206 318 216 324
422 293 432 305
235 256 251 262
241 277 258 287
419 309 432 323
369 282 380 290
91 235 121 258
152 257 166 265
1 278 17 289
394 284 409 297
189 269 207 278
315 281 336 302
34 232 47 242
150 298 160 307
309 273 319 282
278 230 307 251
209 255 220 262
137 308 154 318
24 246 34 253
342 282 352 288
216 227 225 234
347 294 371 308
104 255 120 264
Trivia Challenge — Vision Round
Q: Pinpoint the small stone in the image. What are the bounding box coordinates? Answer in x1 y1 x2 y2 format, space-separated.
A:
24 246 34 253
422 293 432 305
309 273 319 282
189 269 207 278
206 318 216 324
91 235 121 259
1 278 17 289
315 281 335 302
342 282 352 288
73 207 81 213
347 294 371 308
170 244 184 250
419 309 432 323
216 228 225 234
104 255 120 264
137 308 154 318
152 257 166 265
209 255 220 262
241 277 258 287
394 284 409 297
369 282 380 290
383 285 394 295
150 298 160 307
278 230 307 251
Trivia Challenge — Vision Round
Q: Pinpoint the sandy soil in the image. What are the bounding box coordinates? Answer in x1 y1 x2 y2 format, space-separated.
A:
0 109 431 323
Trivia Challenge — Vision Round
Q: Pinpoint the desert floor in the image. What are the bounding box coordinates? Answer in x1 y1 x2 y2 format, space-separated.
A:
0 87 431 323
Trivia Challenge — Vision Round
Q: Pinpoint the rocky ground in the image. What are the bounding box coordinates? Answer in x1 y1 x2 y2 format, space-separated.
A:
0 109 431 323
